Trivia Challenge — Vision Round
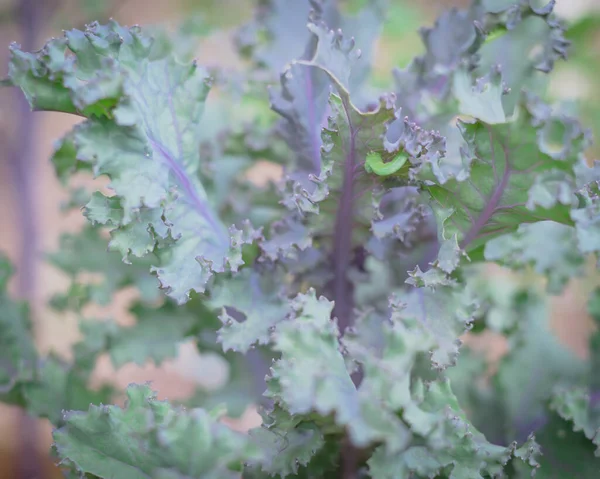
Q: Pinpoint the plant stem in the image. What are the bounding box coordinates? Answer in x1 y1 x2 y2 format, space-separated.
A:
331 95 360 478
341 437 359 479
589 289 600 426
11 0 43 477
331 96 357 332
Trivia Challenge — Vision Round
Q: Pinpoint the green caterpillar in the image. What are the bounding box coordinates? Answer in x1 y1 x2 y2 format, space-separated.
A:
364 151 408 176
484 25 508 45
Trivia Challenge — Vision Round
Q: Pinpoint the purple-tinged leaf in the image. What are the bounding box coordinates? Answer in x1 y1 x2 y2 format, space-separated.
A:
270 63 330 176
8 21 263 304
418 97 587 253
237 0 385 96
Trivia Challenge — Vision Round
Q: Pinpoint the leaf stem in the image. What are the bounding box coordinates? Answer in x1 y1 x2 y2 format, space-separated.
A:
461 133 512 249
331 95 357 333
331 95 361 479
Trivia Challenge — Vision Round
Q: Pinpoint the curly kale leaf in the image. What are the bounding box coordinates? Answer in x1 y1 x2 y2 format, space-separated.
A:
48 225 161 311
208 269 289 354
394 0 568 123
0 255 112 423
53 384 261 479
237 0 385 92
347 295 540 478
74 303 199 369
8 21 262 304
417 96 587 254
266 22 436 280
0 256 38 397
484 221 585 294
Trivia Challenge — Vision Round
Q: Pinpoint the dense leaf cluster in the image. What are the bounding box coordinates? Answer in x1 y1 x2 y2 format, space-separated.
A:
2 0 600 477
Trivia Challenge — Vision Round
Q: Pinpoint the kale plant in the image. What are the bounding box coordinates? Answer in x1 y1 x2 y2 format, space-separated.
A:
2 0 600 477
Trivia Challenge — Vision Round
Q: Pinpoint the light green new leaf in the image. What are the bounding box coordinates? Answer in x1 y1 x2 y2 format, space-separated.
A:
453 66 507 124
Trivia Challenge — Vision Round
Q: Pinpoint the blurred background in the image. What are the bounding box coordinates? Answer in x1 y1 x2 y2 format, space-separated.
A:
0 0 599 477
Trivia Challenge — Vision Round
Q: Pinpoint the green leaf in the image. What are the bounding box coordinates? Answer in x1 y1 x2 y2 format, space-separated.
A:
185 353 258 419
247 408 330 477
353 268 556 476
405 265 456 289
343 289 542 478
48 226 161 311
75 302 199 369
491 282 586 441
259 216 313 262
21 355 112 425
550 387 600 455
0 257 37 396
526 411 600 478
589 288 600 426
279 22 430 250
0 256 111 423
571 194 600 256
238 0 384 94
53 384 261 479
420 97 586 252
235 0 316 74
477 0 569 112
462 264 526 333
266 290 355 419
389 286 477 370
8 21 262 305
0 254 12 289
484 221 585 294
266 294 411 452
208 269 289 354
366 379 540 479
269 62 332 176
71 294 223 383
453 65 507 124
446 348 508 445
